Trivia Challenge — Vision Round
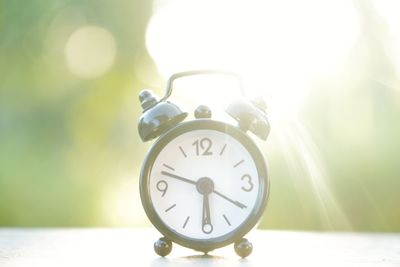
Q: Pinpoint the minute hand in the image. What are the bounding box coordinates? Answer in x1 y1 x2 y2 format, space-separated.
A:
161 171 247 209
212 190 247 209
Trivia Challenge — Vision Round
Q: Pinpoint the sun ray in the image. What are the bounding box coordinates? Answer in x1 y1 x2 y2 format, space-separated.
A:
145 0 361 230
271 110 353 230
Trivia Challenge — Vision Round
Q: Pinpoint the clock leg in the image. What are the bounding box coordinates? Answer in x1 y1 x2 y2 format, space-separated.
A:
154 237 173 257
234 238 253 258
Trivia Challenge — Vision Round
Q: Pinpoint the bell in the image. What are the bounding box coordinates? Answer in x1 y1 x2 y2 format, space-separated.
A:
138 90 188 142
226 99 270 141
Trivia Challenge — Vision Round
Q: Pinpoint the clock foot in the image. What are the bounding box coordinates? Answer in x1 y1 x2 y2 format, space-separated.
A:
234 238 253 258
154 237 172 257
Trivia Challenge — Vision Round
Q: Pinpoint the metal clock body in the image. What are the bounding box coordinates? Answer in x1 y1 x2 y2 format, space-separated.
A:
137 70 270 257
140 119 269 253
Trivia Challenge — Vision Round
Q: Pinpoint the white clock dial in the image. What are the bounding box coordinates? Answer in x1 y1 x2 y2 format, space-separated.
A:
149 129 260 240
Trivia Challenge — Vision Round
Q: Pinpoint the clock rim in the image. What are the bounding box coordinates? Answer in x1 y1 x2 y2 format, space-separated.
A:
139 119 269 252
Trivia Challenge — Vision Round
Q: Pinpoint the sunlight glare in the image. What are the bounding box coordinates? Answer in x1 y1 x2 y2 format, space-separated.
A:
268 112 352 229
146 0 359 115
372 0 400 79
166 73 242 117
146 0 359 228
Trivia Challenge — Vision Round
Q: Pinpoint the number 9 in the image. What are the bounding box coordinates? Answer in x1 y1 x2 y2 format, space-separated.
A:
156 180 168 197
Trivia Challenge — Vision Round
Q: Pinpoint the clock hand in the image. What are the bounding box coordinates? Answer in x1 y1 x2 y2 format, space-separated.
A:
213 190 247 209
161 171 197 185
161 171 247 209
202 193 213 234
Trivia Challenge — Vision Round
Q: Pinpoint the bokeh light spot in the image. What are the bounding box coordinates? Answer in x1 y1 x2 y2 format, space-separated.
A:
65 26 117 79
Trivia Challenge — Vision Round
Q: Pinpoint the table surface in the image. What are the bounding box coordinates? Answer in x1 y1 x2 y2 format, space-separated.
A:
0 228 399 267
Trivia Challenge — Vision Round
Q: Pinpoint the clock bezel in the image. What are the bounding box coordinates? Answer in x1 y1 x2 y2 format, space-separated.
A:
139 119 269 252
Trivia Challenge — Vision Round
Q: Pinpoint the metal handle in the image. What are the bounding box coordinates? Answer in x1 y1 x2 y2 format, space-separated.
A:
160 70 244 102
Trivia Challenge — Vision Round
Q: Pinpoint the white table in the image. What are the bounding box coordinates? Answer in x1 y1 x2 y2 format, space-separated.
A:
0 228 399 267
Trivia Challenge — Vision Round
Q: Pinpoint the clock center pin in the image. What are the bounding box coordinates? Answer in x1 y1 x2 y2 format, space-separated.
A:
196 177 214 195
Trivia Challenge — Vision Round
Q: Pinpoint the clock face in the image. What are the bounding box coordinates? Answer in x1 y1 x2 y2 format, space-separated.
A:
141 120 268 250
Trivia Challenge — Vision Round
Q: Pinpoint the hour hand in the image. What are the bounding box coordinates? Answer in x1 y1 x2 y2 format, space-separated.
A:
161 171 196 185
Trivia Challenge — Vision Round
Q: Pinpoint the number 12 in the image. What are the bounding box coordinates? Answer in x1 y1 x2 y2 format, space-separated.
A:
192 138 213 156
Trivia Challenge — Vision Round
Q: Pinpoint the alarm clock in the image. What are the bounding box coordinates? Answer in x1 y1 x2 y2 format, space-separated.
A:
138 71 270 258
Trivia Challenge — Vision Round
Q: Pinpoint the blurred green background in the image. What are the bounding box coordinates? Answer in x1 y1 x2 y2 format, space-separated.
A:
0 0 399 231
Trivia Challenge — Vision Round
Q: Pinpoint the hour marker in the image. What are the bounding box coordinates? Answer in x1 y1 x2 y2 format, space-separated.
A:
233 159 244 168
182 216 190 228
163 164 175 171
179 146 187 158
219 144 227 155
223 214 231 226
165 204 176 212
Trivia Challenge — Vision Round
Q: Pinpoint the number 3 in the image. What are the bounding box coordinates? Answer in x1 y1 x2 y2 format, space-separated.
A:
241 174 253 192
